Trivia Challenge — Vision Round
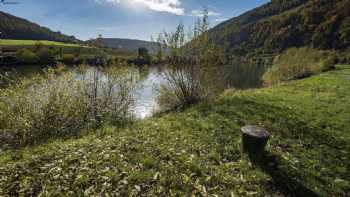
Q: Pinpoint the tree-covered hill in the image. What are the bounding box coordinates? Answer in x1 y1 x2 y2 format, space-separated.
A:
209 0 350 56
0 11 79 43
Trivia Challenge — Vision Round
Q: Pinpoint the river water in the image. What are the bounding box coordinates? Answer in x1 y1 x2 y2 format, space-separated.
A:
0 63 268 118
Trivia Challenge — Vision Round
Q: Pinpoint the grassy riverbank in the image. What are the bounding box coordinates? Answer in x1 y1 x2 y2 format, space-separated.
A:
1 65 350 196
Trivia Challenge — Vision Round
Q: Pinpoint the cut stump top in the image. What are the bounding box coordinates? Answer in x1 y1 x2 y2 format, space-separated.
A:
241 125 270 138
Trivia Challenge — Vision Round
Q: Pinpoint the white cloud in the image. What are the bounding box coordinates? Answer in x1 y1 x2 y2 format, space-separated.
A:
214 18 229 22
96 0 185 15
190 9 220 17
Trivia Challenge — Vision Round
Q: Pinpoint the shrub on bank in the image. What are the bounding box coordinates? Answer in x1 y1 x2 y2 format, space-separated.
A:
16 49 39 64
320 55 338 71
59 54 75 64
263 47 337 85
339 50 350 64
156 11 224 111
84 53 113 66
0 65 137 148
59 54 86 65
37 48 56 63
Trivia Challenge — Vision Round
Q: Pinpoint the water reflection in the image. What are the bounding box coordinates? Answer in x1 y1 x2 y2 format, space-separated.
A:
223 63 269 89
72 65 164 119
133 66 165 118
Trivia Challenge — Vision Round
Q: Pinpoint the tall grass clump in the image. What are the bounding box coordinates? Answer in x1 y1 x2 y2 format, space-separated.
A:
156 11 225 111
0 63 137 148
263 47 337 85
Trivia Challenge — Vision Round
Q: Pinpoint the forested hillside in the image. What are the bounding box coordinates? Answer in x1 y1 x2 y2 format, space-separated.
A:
0 11 79 43
209 0 350 56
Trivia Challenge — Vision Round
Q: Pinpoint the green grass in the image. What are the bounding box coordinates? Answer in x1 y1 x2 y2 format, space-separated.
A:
0 39 85 48
1 66 350 196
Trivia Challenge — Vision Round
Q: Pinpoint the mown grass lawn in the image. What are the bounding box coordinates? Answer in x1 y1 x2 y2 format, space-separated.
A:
0 39 85 48
0 66 349 196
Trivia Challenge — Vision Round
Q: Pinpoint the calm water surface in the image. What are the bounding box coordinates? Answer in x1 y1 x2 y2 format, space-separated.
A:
1 63 268 118
133 66 165 118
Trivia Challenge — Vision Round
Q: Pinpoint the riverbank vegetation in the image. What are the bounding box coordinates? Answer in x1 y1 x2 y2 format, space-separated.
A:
262 47 338 85
156 11 225 112
1 65 349 196
0 64 138 148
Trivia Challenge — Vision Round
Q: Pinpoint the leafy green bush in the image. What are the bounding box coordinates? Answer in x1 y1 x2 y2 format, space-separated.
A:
263 47 336 85
84 53 112 66
136 47 152 65
16 49 39 64
36 48 56 63
341 50 350 64
60 54 75 64
320 55 338 72
0 64 137 148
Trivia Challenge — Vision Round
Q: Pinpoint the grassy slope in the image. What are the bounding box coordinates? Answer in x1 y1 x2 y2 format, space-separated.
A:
0 39 84 48
0 66 349 196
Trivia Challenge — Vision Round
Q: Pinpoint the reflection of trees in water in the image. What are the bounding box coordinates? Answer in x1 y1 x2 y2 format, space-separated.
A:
223 62 270 89
0 65 47 88
136 65 150 83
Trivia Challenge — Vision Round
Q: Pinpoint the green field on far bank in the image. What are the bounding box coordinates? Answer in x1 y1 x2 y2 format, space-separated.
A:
0 39 85 48
0 65 349 196
0 39 138 65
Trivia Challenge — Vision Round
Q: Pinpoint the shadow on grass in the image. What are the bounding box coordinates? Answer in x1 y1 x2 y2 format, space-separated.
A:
257 152 319 197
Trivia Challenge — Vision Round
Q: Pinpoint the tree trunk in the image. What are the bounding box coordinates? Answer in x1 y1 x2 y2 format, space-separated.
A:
241 125 270 162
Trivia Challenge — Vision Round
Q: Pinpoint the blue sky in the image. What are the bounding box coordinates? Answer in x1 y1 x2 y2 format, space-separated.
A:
0 0 269 41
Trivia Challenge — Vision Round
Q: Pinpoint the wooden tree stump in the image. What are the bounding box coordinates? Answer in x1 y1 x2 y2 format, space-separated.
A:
241 125 270 162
